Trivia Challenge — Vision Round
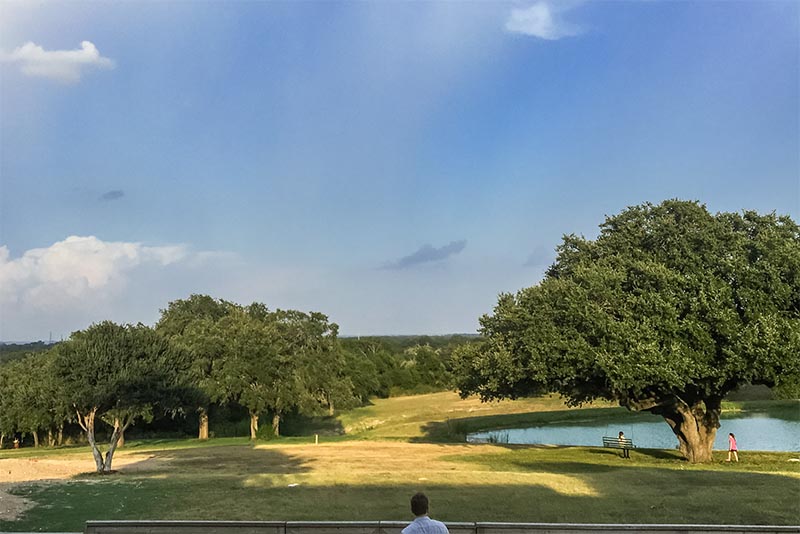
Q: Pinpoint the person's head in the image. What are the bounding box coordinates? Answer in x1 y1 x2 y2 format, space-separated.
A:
619 431 624 437
729 433 735 438
410 492 429 517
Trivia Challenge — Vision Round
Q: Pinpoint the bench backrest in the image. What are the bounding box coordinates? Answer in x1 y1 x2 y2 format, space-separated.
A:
603 437 634 447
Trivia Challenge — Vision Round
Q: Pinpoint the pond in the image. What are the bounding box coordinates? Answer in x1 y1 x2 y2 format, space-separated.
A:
467 414 800 451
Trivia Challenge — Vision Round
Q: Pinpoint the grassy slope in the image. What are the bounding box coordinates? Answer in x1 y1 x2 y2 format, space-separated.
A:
1 393 798 531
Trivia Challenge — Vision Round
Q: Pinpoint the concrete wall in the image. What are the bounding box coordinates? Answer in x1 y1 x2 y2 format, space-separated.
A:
84 521 800 534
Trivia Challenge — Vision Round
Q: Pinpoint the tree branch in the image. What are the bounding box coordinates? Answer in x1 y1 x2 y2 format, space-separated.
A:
75 408 88 432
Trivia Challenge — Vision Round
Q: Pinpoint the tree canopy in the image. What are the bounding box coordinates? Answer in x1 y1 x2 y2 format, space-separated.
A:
0 291 477 455
157 297 353 439
53 321 192 472
156 294 237 439
454 200 800 462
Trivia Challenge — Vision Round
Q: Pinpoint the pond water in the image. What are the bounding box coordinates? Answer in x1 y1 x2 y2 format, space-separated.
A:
467 414 800 451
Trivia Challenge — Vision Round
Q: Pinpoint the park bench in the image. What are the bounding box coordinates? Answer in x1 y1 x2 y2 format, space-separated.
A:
602 436 634 452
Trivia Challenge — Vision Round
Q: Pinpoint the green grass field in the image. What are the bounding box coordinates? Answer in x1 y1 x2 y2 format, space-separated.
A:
1 393 798 531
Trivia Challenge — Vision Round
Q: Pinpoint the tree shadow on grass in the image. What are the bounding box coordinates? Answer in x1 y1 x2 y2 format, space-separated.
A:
411 420 454 443
280 413 345 437
632 448 684 460
584 447 683 461
0 445 315 532
5 467 799 532
507 460 620 474
112 443 313 477
585 448 625 459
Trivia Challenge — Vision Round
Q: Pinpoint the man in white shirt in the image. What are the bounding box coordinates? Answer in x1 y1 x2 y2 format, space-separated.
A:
401 492 449 534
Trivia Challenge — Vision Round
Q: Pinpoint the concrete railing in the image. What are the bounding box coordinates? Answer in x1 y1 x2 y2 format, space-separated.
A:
84 521 800 534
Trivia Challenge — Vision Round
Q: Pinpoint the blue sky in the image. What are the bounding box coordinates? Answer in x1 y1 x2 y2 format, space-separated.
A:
1 1 798 341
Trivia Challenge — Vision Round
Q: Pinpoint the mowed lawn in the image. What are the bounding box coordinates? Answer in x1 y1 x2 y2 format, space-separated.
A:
1 393 798 532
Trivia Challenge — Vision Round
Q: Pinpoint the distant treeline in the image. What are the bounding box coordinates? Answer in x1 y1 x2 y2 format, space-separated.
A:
0 341 54 364
0 295 477 461
340 334 477 398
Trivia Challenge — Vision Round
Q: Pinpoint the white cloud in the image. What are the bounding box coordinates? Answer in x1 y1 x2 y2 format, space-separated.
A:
505 2 582 40
1 41 114 83
0 236 188 312
0 236 247 341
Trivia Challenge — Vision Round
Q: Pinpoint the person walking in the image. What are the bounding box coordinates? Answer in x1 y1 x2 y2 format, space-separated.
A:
727 433 739 462
402 493 449 534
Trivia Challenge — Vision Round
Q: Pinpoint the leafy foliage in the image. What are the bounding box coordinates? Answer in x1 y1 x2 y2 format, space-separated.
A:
1 300 483 450
50 321 193 471
454 200 800 462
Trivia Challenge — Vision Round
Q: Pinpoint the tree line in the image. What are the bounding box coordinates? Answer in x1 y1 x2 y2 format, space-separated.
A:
0 296 472 472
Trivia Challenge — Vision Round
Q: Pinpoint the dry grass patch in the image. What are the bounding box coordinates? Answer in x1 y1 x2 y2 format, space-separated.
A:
249 441 598 496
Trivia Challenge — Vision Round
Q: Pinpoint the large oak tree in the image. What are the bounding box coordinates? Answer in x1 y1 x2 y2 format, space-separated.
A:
454 200 800 462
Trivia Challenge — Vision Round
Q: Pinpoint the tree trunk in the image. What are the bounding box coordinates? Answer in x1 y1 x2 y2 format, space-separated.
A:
57 424 64 447
249 411 259 440
0 433 4 449
198 407 209 440
77 408 106 473
104 421 125 473
32 430 39 448
328 398 335 416
272 412 281 437
653 397 720 463
114 417 125 448
47 428 55 447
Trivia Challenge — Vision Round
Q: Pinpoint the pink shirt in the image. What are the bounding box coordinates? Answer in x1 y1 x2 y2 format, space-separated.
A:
728 435 737 451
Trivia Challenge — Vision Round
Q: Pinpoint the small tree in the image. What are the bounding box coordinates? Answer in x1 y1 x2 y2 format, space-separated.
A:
340 346 380 404
289 311 354 416
218 305 347 438
406 344 450 390
0 353 68 448
220 307 309 439
156 294 236 440
217 309 278 439
54 321 191 473
455 201 800 463
0 359 25 445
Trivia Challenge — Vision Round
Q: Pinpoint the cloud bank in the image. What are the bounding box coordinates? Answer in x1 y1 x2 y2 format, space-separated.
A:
1 41 114 83
505 2 583 40
0 236 187 312
384 240 467 270
0 236 245 341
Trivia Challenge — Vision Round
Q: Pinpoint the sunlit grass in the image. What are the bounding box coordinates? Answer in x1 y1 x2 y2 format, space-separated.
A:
1 394 798 531
4 440 798 531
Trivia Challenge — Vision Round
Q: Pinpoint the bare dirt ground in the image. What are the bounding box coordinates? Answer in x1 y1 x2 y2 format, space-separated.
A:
0 453 162 522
